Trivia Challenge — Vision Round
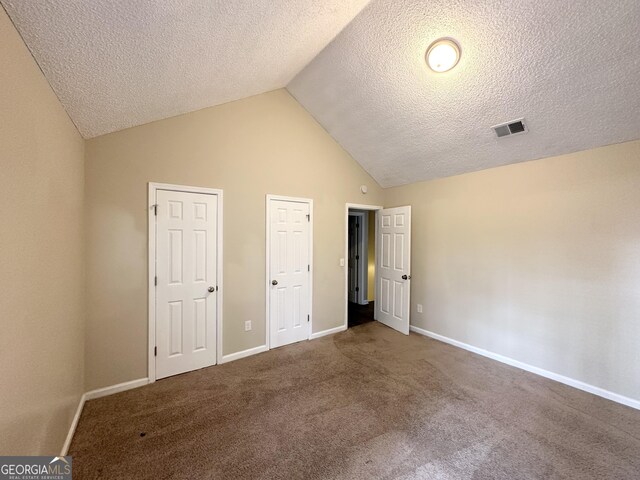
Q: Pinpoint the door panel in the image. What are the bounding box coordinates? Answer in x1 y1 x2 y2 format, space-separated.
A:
269 199 311 348
156 190 218 379
376 206 411 334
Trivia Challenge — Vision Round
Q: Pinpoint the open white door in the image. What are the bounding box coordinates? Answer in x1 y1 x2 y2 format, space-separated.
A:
376 206 411 335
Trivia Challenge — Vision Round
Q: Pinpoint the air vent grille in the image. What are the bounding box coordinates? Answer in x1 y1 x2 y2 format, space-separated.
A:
492 118 527 138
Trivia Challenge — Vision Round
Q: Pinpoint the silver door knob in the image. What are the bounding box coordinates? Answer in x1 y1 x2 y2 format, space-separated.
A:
208 286 215 292
272 280 278 285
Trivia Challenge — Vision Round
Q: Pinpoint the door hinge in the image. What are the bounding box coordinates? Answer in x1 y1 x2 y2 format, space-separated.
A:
355 287 359 292
152 204 158 216
355 255 359 260
307 314 310 322
154 276 157 286
308 264 310 272
154 346 157 357
306 214 310 222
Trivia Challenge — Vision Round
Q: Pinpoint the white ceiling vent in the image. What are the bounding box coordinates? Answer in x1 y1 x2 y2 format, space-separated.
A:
492 118 528 138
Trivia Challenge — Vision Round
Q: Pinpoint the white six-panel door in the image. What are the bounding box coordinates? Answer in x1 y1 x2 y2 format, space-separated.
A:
377 206 411 335
155 189 218 379
268 198 311 348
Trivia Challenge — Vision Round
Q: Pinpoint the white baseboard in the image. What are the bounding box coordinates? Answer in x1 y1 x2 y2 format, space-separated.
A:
410 325 640 411
222 326 348 363
84 378 149 401
60 377 148 455
221 326 349 364
220 345 268 364
310 325 347 340
60 394 86 456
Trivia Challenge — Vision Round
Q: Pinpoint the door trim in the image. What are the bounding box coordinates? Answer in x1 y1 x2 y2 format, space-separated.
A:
148 182 224 383
344 203 383 330
265 194 314 350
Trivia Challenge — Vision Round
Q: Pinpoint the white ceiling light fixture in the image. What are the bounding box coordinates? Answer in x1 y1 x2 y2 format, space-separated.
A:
426 38 461 73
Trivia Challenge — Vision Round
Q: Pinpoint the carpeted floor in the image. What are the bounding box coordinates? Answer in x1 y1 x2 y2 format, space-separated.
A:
69 322 640 479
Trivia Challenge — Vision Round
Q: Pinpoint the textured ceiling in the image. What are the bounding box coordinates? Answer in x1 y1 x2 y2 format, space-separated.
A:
4 1 640 184
1 0 370 138
289 0 640 187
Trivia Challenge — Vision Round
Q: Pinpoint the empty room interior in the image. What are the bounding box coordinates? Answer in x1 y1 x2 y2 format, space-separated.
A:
1 1 640 478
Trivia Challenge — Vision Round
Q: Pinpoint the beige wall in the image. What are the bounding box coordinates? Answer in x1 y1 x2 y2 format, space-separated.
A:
385 140 640 401
84 89 383 390
85 92 640 403
0 8 85 454
3 0 638 452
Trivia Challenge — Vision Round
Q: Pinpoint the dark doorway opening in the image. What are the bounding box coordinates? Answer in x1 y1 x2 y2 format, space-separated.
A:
347 209 375 328
348 302 375 328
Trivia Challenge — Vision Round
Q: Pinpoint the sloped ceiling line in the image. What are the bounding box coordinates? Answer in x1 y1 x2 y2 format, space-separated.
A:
4 0 640 187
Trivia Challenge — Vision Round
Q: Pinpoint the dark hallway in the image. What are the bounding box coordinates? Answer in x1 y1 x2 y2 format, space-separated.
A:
348 301 375 328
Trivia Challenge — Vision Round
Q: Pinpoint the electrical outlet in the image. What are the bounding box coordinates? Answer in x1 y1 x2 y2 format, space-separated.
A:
244 320 252 331
339 258 345 267
417 304 423 313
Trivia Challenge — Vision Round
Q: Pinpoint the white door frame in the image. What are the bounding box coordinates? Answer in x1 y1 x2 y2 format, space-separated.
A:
344 203 383 329
265 194 314 350
348 210 369 305
148 182 224 383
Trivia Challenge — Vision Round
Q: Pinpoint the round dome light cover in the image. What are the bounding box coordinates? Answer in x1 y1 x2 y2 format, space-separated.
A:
426 38 461 73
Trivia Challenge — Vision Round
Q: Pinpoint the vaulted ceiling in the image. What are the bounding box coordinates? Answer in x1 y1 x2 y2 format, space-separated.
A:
289 0 640 186
1 0 370 138
4 1 640 187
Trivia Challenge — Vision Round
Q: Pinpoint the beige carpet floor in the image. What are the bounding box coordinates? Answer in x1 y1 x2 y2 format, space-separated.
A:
69 322 640 479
